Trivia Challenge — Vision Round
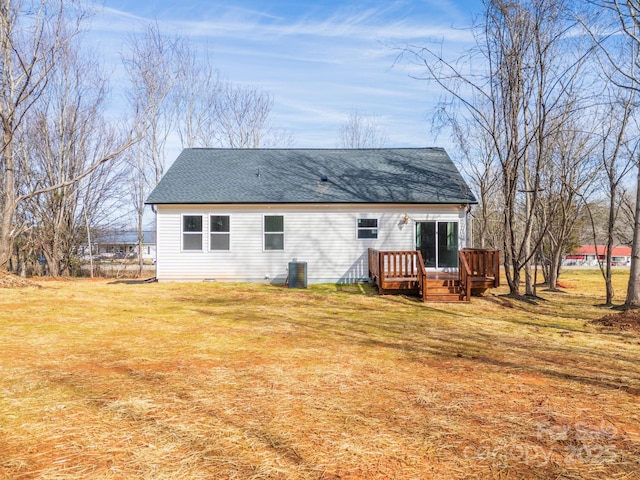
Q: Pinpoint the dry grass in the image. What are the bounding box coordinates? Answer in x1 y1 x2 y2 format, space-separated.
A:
0 271 639 479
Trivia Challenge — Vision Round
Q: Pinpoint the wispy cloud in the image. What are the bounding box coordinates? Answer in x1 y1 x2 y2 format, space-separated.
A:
87 0 477 149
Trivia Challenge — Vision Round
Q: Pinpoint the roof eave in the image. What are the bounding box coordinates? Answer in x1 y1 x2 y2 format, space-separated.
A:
144 200 479 206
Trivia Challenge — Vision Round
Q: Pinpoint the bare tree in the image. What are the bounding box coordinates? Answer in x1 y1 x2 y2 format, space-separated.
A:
592 0 640 306
20 38 126 276
616 187 637 246
123 23 182 276
433 102 502 249
0 0 80 270
174 48 222 148
216 82 273 148
537 114 599 290
403 0 592 296
0 1 143 273
338 109 388 148
123 22 179 185
589 87 636 304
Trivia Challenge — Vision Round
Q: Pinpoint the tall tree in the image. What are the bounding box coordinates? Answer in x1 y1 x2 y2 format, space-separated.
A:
19 35 126 277
338 109 388 148
123 23 182 276
123 23 180 186
216 82 275 148
537 112 598 290
590 87 636 304
594 0 640 305
0 0 141 273
174 48 222 148
0 0 79 270
432 102 502 249
404 0 592 296
174 45 292 149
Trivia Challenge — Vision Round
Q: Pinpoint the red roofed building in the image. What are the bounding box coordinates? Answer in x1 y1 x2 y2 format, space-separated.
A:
563 245 632 266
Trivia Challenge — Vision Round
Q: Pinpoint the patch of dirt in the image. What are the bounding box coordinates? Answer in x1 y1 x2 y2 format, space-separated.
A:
590 309 640 332
0 271 39 288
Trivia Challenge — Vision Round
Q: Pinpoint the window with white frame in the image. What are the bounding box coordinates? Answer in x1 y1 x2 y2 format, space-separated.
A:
357 218 378 239
264 215 284 250
209 215 230 250
182 215 203 251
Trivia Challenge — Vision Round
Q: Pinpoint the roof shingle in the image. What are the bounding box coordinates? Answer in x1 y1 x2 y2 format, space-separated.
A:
145 148 477 205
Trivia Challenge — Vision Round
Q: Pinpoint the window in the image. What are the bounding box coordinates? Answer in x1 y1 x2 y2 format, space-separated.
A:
264 215 284 250
182 215 203 251
357 218 378 239
210 215 230 250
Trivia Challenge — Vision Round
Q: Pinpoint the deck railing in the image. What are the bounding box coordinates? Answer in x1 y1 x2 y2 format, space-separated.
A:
368 248 424 292
460 248 500 287
369 247 500 301
381 250 418 279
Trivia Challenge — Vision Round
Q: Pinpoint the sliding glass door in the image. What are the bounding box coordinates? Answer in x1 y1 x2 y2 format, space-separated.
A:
416 221 459 268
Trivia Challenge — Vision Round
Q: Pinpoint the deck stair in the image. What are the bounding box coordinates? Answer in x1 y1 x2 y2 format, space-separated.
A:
423 273 464 302
368 248 500 303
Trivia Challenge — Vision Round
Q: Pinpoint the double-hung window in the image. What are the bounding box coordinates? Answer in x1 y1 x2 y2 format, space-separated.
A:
264 215 284 250
357 218 378 239
182 215 203 251
210 215 230 251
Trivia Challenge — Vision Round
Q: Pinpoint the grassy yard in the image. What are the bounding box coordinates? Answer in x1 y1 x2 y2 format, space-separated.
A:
0 270 639 479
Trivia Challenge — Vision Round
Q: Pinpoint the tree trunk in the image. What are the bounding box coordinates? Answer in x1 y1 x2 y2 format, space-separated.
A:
42 250 60 278
605 187 616 305
137 208 144 278
0 199 15 271
0 131 16 272
626 164 640 305
503 207 520 295
84 209 94 279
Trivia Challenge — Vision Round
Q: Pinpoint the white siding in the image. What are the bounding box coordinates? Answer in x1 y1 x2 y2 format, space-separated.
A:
155 204 468 283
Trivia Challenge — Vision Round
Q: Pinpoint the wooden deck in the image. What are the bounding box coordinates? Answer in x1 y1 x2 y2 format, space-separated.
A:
368 248 500 303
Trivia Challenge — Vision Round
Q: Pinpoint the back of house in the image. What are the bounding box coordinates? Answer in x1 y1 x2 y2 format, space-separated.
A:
145 148 476 284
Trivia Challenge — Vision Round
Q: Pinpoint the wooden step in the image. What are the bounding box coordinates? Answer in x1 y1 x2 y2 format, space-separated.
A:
379 280 418 291
424 293 466 302
425 280 460 288
422 283 468 302
424 286 460 295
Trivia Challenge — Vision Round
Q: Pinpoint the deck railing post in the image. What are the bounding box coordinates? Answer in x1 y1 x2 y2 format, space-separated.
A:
416 250 427 302
458 251 472 301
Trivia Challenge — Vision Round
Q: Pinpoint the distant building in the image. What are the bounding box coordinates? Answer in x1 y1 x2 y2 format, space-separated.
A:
563 245 631 267
80 230 156 260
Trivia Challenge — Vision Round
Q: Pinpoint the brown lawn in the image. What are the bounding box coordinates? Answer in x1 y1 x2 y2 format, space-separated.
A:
0 270 639 479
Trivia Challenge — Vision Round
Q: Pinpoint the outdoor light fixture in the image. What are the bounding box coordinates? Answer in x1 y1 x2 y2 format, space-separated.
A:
403 214 410 225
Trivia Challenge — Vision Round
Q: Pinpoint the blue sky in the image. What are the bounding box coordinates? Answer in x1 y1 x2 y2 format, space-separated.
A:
87 0 482 156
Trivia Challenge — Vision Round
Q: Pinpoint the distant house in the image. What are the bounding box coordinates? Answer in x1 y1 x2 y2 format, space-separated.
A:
81 230 157 260
564 245 632 266
145 148 477 284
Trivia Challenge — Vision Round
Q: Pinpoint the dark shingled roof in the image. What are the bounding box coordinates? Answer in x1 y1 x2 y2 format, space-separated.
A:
145 148 477 205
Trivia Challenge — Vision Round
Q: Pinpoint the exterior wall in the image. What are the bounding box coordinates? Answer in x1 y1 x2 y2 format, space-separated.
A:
154 203 469 283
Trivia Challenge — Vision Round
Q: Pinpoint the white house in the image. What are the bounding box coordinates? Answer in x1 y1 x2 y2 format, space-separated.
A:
92 230 156 260
145 148 477 284
563 245 632 267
